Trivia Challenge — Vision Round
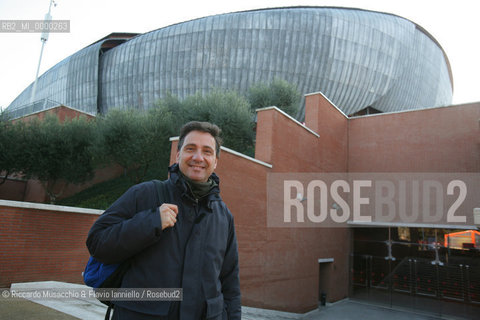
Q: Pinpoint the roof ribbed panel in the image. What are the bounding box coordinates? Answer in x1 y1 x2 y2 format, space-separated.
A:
8 7 453 119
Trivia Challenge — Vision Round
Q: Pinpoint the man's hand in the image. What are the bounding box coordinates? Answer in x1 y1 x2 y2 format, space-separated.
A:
159 203 178 230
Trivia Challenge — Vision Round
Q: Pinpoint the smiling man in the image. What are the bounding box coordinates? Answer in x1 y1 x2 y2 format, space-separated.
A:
177 127 218 182
87 121 241 320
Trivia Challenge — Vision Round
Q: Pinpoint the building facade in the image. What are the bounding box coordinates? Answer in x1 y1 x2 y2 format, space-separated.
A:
7 7 452 120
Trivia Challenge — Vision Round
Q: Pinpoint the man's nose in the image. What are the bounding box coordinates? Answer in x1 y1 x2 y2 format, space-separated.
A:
192 150 204 161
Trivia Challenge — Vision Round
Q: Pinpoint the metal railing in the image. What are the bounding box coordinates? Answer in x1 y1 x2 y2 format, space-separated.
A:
352 254 480 304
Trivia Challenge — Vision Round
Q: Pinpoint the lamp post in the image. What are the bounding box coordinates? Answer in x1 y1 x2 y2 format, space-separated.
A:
30 0 57 104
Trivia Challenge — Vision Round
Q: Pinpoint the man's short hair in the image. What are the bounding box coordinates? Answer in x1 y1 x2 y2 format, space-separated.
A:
178 121 223 158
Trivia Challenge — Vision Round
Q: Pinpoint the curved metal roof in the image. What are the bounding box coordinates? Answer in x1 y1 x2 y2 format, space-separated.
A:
7 6 453 120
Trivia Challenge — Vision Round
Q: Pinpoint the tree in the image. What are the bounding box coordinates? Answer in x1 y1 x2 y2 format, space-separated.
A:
0 110 21 185
195 90 255 154
157 89 255 155
21 115 95 203
96 108 175 184
247 78 301 118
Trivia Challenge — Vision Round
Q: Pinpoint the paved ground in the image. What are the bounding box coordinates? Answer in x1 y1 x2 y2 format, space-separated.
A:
0 296 79 320
243 300 450 320
0 281 465 320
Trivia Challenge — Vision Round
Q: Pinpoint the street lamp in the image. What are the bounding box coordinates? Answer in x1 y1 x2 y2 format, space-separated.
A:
30 0 57 104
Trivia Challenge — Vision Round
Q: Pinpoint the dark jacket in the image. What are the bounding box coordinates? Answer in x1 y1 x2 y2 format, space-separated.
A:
86 164 241 319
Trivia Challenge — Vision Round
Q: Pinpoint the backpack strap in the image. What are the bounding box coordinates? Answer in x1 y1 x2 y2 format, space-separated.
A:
105 305 112 320
153 179 170 205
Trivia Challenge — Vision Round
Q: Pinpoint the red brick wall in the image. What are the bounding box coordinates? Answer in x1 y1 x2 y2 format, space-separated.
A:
348 102 480 172
0 165 124 203
0 201 100 287
13 105 95 123
0 178 26 202
253 107 350 311
305 93 349 172
255 107 322 172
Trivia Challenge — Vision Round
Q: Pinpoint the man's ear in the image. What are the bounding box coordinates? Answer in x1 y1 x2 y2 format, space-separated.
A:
175 150 180 163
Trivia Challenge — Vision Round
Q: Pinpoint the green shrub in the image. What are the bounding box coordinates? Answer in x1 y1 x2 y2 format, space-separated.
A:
95 108 175 184
157 89 255 155
247 78 301 118
20 115 95 203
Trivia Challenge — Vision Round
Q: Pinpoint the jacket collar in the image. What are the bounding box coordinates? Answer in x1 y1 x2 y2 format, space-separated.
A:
168 163 221 204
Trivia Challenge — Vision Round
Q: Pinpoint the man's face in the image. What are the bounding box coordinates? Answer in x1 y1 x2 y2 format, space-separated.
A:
176 130 218 182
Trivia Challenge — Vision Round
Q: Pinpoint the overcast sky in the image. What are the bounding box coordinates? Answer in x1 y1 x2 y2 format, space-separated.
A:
1 0 478 110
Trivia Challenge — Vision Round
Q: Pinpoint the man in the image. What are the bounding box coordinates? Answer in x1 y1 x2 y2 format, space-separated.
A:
86 121 241 319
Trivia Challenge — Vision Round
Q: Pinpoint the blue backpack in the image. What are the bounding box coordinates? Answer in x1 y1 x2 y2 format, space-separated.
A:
83 179 169 319
83 257 130 295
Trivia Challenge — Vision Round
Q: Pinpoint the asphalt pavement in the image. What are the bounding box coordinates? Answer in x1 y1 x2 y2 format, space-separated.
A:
0 281 459 320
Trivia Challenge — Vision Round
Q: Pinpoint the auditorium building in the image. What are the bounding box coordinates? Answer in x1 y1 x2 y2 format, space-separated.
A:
6 7 452 120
